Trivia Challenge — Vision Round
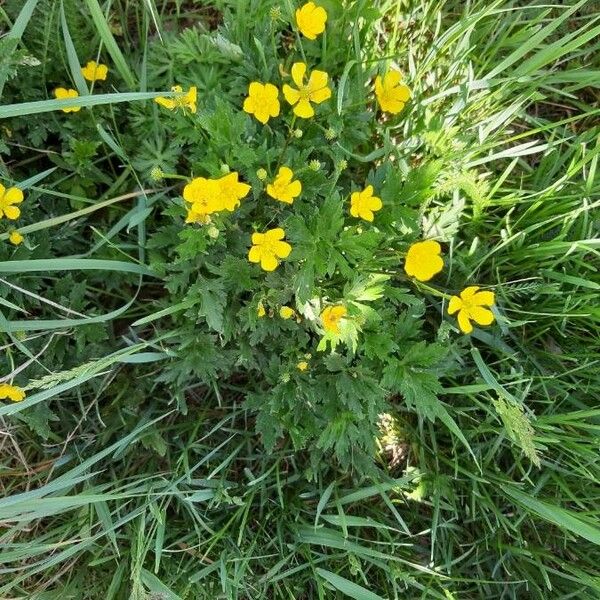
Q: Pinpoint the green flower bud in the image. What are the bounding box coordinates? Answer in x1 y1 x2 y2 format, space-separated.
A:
256 168 268 181
150 166 164 182
309 160 320 171
293 128 303 139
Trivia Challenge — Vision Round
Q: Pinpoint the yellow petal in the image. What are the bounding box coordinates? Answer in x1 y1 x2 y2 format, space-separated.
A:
248 245 262 263
261 253 279 271
469 306 494 326
155 96 176 110
266 227 285 241
291 62 307 87
274 240 292 258
447 295 462 315
4 187 23 204
461 286 480 301
4 205 20 220
473 290 495 306
282 84 300 106
288 180 302 197
457 310 473 334
294 99 315 118
384 70 402 89
277 166 294 183
368 195 382 211
252 232 265 244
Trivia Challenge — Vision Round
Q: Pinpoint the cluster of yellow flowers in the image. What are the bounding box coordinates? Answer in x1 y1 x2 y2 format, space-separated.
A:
41 3 495 362
183 172 250 224
54 60 109 112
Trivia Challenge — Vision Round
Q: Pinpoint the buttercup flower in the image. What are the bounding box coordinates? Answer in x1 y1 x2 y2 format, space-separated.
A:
9 231 23 245
279 306 295 319
155 85 197 113
404 240 444 282
266 167 302 204
81 60 108 82
0 383 25 402
295 2 327 40
0 184 24 220
375 70 411 114
297 361 309 371
183 177 223 223
257 302 266 318
321 305 347 334
217 172 251 211
350 185 382 222
248 227 292 272
53 88 81 113
448 286 496 334
243 82 280 124
283 62 331 118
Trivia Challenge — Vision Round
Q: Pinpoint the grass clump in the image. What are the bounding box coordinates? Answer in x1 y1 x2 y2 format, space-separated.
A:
0 0 599 598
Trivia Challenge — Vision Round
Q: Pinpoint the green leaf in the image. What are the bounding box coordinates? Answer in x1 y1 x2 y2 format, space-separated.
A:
82 0 137 89
316 568 386 600
503 487 600 546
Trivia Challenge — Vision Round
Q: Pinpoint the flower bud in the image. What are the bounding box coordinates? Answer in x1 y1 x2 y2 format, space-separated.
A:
256 168 268 181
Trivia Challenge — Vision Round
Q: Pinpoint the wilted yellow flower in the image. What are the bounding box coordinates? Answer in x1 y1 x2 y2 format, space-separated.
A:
375 71 410 114
295 2 327 40
404 240 444 282
9 230 23 245
448 286 496 334
350 185 382 222
243 82 280 124
321 305 347 334
248 227 292 272
155 85 197 113
0 185 24 221
183 177 223 223
283 62 331 118
266 166 302 204
257 302 266 317
0 383 25 402
54 88 81 113
81 60 108 82
279 306 295 319
297 360 309 371
217 172 251 211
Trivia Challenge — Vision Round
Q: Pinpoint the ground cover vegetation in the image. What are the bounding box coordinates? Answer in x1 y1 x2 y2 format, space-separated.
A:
0 0 599 597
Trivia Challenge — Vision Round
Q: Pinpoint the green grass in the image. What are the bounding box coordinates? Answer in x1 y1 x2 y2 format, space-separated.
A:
1 0 599 598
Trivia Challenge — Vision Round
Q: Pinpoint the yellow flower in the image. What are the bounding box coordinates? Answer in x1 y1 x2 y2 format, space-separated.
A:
9 230 23 245
321 305 347 334
279 306 295 319
155 85 197 113
297 360 309 371
0 383 25 402
404 240 444 282
448 286 496 334
257 302 266 318
81 60 108 82
217 172 251 211
295 2 327 40
0 184 24 220
282 62 331 118
243 82 280 124
375 71 411 114
266 166 302 204
183 177 223 223
53 88 81 113
248 227 292 272
350 185 382 222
